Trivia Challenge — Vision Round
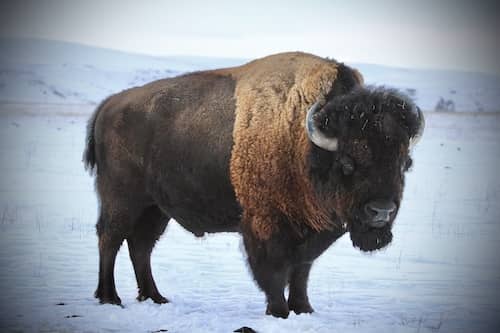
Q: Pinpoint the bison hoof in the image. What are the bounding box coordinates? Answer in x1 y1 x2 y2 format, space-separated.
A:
288 299 314 315
137 292 169 304
95 289 122 306
266 302 290 318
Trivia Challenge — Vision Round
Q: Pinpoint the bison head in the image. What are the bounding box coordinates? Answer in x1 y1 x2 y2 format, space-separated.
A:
305 87 424 251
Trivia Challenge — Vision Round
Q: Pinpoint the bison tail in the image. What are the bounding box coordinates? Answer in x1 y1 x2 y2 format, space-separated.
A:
83 98 108 175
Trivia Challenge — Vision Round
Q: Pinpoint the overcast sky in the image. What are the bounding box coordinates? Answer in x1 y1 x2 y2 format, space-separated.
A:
1 0 499 74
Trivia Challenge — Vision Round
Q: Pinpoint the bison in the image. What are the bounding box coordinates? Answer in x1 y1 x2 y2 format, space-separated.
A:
83 52 424 318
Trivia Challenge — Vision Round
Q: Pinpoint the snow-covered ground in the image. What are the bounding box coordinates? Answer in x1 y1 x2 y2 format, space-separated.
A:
1 37 499 332
1 38 500 112
0 105 499 333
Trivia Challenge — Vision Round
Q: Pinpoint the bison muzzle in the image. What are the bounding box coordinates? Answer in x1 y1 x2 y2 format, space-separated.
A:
83 52 424 318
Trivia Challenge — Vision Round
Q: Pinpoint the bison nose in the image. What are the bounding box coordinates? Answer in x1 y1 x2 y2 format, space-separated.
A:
363 200 397 228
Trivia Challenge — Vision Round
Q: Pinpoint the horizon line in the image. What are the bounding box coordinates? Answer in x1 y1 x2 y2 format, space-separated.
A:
2 36 499 77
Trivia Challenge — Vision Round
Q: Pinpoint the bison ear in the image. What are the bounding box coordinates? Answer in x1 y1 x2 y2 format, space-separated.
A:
305 102 338 151
409 106 425 150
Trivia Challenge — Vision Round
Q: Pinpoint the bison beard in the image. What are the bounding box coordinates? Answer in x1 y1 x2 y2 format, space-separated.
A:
84 52 424 319
349 222 394 251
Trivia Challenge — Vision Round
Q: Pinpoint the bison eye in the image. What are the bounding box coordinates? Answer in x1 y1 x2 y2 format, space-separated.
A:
340 156 355 176
403 156 413 172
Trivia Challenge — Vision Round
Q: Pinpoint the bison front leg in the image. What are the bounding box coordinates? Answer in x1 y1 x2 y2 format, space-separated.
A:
242 220 292 318
288 229 345 314
262 266 290 318
288 263 314 314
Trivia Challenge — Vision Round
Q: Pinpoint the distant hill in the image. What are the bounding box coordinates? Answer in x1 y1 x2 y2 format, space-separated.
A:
1 38 499 112
352 63 500 113
0 38 245 105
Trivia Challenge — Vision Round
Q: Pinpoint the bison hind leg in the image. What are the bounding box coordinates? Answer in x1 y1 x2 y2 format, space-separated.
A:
127 205 170 304
95 213 126 306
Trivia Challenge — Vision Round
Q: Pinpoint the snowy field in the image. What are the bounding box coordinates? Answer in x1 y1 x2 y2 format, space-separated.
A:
0 104 499 333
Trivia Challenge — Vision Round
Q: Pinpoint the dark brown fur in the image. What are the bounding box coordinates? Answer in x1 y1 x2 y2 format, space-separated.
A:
86 71 241 305
84 52 421 318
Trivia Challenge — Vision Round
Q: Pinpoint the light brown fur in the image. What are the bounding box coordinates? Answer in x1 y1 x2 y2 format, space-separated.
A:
216 52 343 239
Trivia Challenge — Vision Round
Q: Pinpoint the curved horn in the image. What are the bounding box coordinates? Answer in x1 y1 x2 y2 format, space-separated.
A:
409 107 425 150
305 102 338 151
